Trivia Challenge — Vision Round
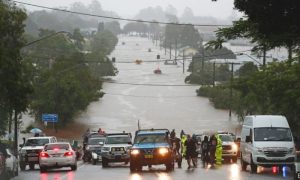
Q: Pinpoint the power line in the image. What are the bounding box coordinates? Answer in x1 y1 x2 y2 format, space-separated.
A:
104 92 196 99
23 48 253 64
13 0 232 27
102 80 199 87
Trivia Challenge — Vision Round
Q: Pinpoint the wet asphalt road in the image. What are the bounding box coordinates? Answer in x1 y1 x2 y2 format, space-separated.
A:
13 36 295 180
13 159 293 180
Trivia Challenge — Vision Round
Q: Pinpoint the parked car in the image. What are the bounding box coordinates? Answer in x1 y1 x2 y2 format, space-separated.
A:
130 129 174 172
0 142 9 180
5 148 18 177
19 136 57 170
295 155 300 180
101 133 132 167
240 115 296 173
39 142 77 173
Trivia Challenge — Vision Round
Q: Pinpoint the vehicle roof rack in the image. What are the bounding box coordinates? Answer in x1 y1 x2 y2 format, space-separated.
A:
106 133 132 138
135 129 170 135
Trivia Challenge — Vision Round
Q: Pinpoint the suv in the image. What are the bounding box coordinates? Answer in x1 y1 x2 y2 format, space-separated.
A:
130 129 174 172
101 133 132 167
19 136 57 170
218 133 238 163
86 137 106 165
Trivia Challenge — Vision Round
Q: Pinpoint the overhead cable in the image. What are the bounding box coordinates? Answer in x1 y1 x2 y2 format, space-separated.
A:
13 0 232 27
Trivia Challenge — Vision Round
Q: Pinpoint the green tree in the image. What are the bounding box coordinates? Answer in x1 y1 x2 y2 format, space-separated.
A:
234 0 300 60
104 21 121 35
0 1 33 146
31 53 102 126
72 28 85 50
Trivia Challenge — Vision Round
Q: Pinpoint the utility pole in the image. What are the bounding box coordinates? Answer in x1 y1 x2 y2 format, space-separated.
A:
201 46 205 71
164 39 167 55
169 42 172 60
183 51 185 74
229 63 234 119
175 39 177 63
213 62 216 87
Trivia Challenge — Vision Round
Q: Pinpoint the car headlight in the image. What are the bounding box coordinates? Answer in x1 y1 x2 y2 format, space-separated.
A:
101 147 110 152
256 147 264 154
131 149 140 156
231 144 238 152
20 149 26 154
158 148 169 156
288 148 295 154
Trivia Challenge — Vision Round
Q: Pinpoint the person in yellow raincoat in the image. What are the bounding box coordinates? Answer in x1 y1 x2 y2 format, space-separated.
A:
181 134 187 159
215 134 223 167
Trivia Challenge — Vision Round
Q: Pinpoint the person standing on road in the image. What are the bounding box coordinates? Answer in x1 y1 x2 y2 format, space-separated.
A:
209 135 217 168
201 136 210 168
215 134 223 167
181 134 187 160
170 131 182 168
185 134 197 169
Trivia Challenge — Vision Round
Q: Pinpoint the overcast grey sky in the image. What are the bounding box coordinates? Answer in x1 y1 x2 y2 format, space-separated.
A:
22 0 237 19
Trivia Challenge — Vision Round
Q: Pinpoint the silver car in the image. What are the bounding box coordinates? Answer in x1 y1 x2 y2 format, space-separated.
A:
39 143 77 173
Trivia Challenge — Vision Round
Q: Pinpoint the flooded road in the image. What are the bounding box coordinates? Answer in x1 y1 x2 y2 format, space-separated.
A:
14 36 294 180
77 35 239 134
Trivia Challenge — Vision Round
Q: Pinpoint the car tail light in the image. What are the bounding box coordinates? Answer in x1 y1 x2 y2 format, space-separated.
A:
64 151 73 156
40 152 50 158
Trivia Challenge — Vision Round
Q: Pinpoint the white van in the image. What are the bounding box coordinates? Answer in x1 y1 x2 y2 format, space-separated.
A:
240 115 296 173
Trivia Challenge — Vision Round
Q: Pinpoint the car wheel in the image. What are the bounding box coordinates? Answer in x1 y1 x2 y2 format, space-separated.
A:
92 159 97 165
29 163 35 170
250 155 257 174
0 171 10 180
241 154 247 171
130 163 136 172
40 167 47 173
232 156 238 163
19 162 26 171
102 158 108 168
71 164 77 171
166 162 174 171
125 160 129 165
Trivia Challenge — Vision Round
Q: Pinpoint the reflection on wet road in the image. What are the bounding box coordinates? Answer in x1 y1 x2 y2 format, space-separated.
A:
14 160 293 180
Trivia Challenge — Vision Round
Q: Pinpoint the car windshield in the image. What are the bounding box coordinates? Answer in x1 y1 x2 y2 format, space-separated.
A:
254 127 292 141
106 136 131 144
24 139 49 146
88 138 106 145
134 134 167 144
219 135 234 142
45 144 69 150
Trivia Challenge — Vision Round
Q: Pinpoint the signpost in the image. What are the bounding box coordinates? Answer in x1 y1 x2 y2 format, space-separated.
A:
42 114 58 123
42 114 58 132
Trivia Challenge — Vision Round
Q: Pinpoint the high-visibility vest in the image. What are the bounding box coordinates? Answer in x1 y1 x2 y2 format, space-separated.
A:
215 134 223 166
181 135 187 156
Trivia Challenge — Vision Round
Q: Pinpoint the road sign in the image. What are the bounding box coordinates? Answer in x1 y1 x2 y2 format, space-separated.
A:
42 114 58 123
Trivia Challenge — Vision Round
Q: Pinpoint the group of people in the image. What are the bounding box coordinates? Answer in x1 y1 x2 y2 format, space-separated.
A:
169 129 222 169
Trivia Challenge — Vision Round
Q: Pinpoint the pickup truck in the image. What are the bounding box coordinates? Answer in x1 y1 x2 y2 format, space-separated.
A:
19 136 57 170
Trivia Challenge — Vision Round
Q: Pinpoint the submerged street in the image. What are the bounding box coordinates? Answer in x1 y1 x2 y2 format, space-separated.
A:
13 36 294 180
